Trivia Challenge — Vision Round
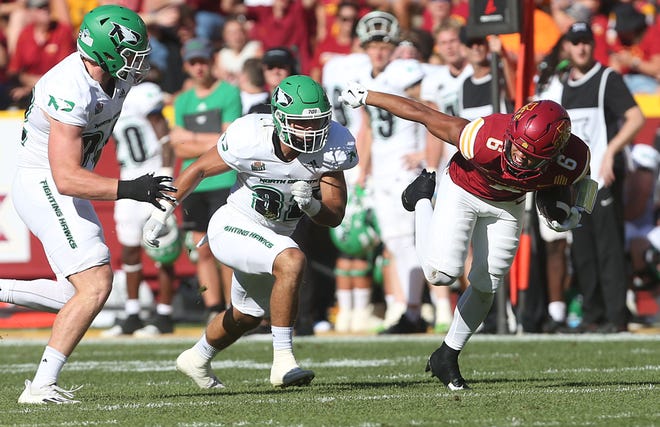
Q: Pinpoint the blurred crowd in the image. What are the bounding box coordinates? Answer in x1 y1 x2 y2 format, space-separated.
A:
3 0 660 335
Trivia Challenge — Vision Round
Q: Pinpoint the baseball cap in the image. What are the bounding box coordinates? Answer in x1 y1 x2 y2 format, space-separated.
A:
262 47 297 71
564 22 594 43
182 38 213 62
458 26 486 46
613 3 646 34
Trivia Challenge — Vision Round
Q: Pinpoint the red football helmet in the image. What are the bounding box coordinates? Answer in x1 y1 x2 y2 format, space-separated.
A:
502 100 571 179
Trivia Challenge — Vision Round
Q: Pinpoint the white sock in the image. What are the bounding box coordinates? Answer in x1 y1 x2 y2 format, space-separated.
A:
271 326 293 351
32 346 67 388
193 334 219 360
548 301 566 322
434 297 453 324
125 299 140 316
336 289 352 311
444 287 494 351
352 288 371 310
156 303 173 316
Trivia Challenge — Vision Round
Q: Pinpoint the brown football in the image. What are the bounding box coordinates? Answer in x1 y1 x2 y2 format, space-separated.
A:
535 186 575 223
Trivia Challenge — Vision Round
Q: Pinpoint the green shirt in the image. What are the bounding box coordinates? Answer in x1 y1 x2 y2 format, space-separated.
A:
174 81 242 192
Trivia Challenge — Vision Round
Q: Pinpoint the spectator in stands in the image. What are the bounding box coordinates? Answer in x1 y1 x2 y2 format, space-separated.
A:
7 0 75 109
420 0 457 35
237 57 268 115
561 22 645 333
222 0 318 75
171 38 243 321
189 0 225 42
247 46 297 114
215 16 262 86
310 1 359 82
608 2 660 94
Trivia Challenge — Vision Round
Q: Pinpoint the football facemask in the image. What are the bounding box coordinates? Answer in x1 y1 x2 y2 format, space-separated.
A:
272 75 332 153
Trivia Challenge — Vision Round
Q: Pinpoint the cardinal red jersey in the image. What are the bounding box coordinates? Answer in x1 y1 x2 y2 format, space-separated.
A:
449 114 590 202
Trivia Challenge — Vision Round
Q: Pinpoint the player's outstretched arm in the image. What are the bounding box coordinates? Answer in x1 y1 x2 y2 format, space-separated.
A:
340 82 469 148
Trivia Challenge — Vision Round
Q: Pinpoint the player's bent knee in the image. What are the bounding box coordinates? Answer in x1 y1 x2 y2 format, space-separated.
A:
273 248 306 278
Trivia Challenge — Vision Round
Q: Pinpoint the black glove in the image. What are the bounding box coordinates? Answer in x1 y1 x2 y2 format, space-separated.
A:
117 173 177 210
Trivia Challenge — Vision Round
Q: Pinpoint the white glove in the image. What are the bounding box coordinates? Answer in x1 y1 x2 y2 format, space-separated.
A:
548 207 583 232
339 81 368 108
142 201 176 248
291 180 322 217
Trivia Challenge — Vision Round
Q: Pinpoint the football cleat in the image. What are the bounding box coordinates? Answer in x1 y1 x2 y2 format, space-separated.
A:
379 314 427 334
401 169 436 212
134 314 175 336
101 314 144 337
176 348 225 389
270 366 315 388
18 380 81 404
425 343 470 390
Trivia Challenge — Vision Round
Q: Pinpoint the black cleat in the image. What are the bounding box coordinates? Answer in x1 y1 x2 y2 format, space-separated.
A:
380 314 428 334
401 169 436 212
425 342 470 390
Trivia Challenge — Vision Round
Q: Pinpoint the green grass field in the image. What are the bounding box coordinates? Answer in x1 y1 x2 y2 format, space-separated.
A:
0 333 659 426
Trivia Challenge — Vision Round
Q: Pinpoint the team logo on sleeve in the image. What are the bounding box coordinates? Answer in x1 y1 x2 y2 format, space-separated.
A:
47 95 75 112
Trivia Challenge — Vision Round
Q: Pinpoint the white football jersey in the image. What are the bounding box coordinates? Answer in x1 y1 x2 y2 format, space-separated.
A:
357 58 426 179
218 114 359 236
18 53 133 170
322 52 370 138
420 64 473 116
112 82 164 179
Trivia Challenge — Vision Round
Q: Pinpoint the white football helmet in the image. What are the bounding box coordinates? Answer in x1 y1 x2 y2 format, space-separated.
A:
356 11 400 46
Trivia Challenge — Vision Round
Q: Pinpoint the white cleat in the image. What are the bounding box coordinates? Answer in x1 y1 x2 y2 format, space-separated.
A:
18 380 81 404
176 348 225 389
270 366 315 387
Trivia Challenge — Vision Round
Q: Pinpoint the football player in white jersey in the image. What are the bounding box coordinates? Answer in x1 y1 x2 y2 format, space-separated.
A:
323 51 383 333
143 75 358 388
352 11 428 334
103 80 178 336
0 6 175 404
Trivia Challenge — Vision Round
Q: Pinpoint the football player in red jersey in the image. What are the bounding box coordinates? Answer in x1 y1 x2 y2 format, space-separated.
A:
340 82 598 390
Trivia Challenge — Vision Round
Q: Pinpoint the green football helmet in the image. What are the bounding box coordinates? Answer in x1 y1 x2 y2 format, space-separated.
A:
330 186 380 257
143 216 181 265
272 75 332 153
77 5 150 85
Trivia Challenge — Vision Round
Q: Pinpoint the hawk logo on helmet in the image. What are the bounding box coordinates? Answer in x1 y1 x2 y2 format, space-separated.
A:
109 22 141 47
274 87 293 107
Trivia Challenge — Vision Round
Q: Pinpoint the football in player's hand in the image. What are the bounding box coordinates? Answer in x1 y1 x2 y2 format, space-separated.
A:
535 186 575 224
